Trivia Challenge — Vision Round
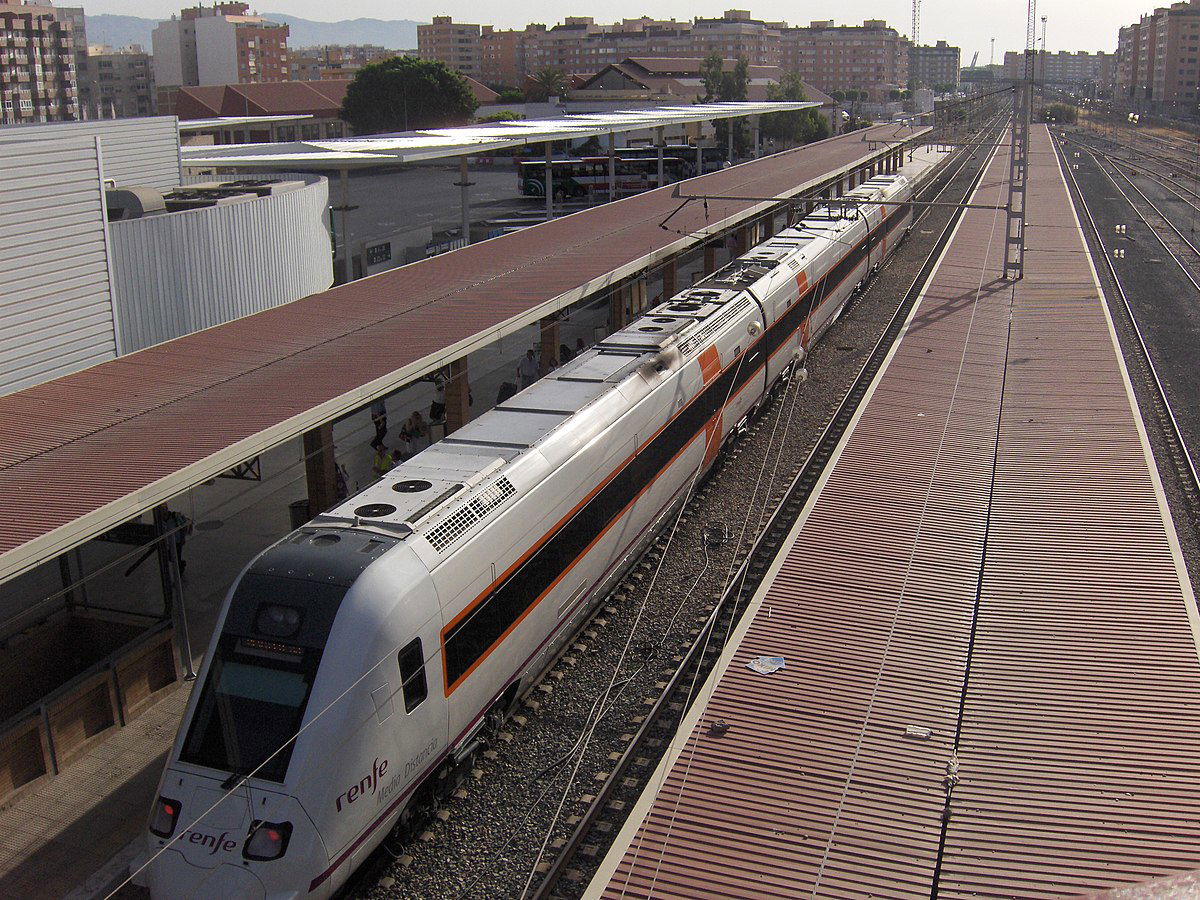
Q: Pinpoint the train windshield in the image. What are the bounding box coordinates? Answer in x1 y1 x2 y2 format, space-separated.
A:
179 635 320 782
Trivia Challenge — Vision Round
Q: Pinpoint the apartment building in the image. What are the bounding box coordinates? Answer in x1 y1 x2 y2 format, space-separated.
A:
418 16 482 79
56 5 87 110
689 10 782 66
1117 20 1148 102
1003 49 1114 92
0 0 78 124
85 44 154 118
780 19 908 99
909 40 960 90
153 2 289 113
480 25 532 86
1116 0 1200 114
431 10 905 97
291 44 398 81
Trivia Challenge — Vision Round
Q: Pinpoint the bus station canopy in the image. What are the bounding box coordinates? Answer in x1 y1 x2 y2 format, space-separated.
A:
180 101 820 169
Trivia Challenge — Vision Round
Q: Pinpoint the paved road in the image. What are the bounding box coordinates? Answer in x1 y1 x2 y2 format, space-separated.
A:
341 164 530 246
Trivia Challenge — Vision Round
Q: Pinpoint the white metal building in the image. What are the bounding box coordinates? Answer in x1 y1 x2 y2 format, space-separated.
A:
110 175 331 353
0 137 117 395
0 118 333 394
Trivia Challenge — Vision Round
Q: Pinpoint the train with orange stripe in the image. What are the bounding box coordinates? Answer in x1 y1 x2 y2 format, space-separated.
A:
143 173 913 898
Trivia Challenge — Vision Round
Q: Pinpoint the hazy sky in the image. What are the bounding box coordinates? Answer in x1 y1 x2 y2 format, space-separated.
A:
87 0 1139 65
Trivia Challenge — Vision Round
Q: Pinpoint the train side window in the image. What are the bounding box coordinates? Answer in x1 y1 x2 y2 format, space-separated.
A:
398 639 427 713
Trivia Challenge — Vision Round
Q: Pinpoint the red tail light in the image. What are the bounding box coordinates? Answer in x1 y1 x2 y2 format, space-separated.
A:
149 796 181 838
243 820 293 861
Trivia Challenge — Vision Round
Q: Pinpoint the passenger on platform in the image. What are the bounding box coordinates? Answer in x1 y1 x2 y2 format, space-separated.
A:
372 440 394 479
559 342 574 363
369 398 387 444
429 379 446 424
335 462 351 501
497 381 519 404
517 348 540 388
402 410 428 450
575 337 586 356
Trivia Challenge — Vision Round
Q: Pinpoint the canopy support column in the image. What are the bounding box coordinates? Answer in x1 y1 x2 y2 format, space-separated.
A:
303 423 338 517
456 156 474 246
540 316 560 373
338 168 352 284
444 358 470 434
661 258 677 299
154 504 195 681
656 125 665 187
545 141 554 221
608 131 616 201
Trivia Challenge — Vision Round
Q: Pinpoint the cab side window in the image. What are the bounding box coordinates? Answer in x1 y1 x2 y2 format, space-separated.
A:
398 639 427 712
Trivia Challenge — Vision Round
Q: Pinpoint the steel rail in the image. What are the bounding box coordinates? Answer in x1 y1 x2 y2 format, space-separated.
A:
1054 134 1200 508
1086 147 1200 296
526 114 1009 900
1070 130 1200 218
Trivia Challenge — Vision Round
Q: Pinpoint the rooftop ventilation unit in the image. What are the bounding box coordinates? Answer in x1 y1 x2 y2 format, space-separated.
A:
161 188 258 211
105 186 166 222
189 178 306 197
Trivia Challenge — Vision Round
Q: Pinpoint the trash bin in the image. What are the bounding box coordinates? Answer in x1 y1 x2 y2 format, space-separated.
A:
289 499 310 529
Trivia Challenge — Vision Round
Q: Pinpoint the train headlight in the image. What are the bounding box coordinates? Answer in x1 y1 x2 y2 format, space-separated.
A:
149 796 181 838
243 820 293 861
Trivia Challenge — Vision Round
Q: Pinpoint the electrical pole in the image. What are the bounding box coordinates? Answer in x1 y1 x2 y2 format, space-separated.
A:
1004 0 1035 281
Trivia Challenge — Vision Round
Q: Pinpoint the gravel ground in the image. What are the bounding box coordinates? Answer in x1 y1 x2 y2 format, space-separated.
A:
346 134 995 900
1056 130 1200 605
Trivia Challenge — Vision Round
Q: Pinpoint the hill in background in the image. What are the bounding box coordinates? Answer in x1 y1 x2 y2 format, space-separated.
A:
85 13 421 52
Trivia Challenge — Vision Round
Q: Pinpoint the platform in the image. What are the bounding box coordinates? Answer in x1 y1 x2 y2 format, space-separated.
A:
0 124 926 588
586 126 1200 897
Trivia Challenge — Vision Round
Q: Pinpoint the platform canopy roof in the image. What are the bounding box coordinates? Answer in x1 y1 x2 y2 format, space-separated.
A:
177 114 314 131
180 101 819 169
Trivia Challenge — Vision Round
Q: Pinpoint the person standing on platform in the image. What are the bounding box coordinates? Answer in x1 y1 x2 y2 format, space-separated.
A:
403 410 429 451
370 398 387 444
372 440 393 479
517 348 540 388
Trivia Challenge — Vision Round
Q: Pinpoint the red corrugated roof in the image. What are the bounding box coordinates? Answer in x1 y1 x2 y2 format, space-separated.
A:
0 126 912 582
175 80 350 119
594 126 1200 897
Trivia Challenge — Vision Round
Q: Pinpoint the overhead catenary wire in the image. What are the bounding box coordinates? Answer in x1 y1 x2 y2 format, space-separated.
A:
605 118 1009 899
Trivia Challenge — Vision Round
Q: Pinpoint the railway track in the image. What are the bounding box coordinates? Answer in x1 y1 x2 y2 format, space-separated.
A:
525 116 1010 900
1069 132 1200 256
343 116 1008 900
1089 150 1200 289
1053 134 1200 519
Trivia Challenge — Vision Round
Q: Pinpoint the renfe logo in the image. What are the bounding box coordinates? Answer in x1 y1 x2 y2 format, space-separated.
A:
185 829 238 855
336 757 388 812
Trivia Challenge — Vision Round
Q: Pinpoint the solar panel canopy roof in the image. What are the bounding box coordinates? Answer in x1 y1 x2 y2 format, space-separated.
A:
181 101 821 168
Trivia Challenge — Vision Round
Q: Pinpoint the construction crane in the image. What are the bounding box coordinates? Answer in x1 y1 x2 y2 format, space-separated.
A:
970 50 979 69
911 0 920 46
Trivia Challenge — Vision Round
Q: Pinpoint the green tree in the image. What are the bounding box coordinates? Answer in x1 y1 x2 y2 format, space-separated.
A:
1043 102 1078 124
698 53 751 157
527 68 568 101
760 73 830 147
340 57 477 134
477 110 524 123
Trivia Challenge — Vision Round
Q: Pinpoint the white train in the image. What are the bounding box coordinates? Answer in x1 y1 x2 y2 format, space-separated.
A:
144 173 913 899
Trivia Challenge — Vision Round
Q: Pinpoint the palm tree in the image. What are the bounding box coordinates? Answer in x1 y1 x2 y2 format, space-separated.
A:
528 68 568 102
